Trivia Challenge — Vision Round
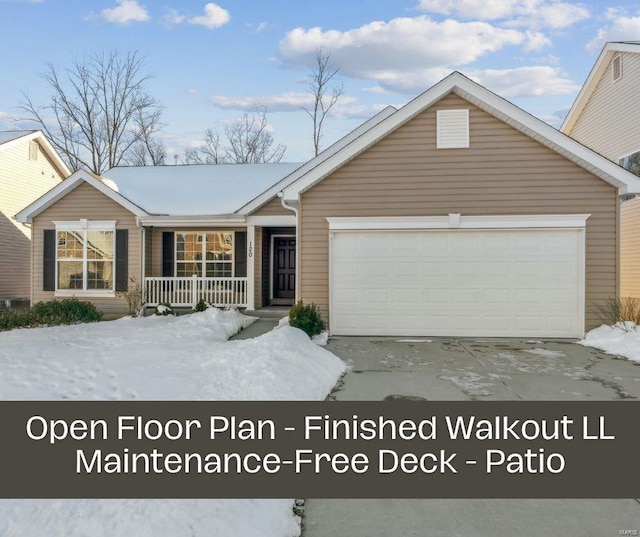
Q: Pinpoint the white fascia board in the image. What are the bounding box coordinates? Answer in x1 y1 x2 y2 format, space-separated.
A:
327 214 591 231
246 215 296 226
239 106 397 215
452 78 640 194
562 42 640 134
138 215 246 227
15 169 148 223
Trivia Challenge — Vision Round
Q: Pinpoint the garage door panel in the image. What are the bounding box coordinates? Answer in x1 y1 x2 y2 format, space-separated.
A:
330 229 582 338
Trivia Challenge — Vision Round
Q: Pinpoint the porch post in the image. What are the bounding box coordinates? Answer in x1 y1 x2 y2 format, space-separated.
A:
246 225 255 310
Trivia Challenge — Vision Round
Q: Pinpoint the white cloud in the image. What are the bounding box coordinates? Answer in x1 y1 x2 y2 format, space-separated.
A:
523 30 552 51
279 16 524 87
100 0 149 24
163 8 185 25
189 3 230 29
328 103 390 120
256 21 267 32
417 0 589 29
210 91 360 112
586 8 640 53
467 66 580 97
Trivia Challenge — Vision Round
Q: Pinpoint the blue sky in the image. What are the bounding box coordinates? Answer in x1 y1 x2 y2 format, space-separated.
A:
0 0 639 162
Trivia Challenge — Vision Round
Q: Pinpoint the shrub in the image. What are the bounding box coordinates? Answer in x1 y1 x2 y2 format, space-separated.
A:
154 302 176 316
289 300 326 337
193 299 208 312
0 299 102 331
119 276 145 317
594 297 640 326
30 298 103 325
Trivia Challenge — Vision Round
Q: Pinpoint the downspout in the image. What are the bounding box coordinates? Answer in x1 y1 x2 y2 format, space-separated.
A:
278 192 300 301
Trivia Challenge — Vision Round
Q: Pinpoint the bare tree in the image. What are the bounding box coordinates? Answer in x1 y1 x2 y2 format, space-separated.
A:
185 106 286 164
304 50 344 156
184 129 224 164
20 50 164 174
126 107 166 166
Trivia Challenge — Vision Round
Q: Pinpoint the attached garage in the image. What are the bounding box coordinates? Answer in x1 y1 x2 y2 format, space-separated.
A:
328 215 588 338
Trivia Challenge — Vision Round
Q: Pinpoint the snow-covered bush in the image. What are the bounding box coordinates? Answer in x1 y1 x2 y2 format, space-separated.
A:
154 302 176 316
289 300 326 337
193 299 208 312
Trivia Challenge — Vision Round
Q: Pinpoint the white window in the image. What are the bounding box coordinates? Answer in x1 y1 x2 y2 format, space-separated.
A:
619 149 640 176
175 232 234 278
437 109 469 148
55 220 116 295
612 54 622 82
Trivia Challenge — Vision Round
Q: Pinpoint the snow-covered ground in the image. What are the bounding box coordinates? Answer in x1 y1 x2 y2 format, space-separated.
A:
579 322 640 363
0 308 346 537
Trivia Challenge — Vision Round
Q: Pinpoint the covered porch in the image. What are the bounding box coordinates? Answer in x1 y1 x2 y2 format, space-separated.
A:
140 216 296 310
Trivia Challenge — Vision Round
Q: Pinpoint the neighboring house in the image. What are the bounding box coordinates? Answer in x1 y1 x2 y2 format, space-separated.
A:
16 72 640 337
561 41 640 300
0 131 69 306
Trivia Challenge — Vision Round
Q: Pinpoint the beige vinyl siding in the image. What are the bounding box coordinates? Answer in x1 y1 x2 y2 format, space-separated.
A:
0 139 64 299
621 197 640 298
249 195 291 216
32 182 141 317
299 93 619 331
569 52 640 161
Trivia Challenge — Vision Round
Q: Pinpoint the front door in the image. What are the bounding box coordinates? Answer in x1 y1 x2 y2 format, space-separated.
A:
273 237 296 300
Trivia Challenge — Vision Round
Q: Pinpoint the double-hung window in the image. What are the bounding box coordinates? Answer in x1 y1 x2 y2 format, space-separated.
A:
55 220 116 294
175 232 234 278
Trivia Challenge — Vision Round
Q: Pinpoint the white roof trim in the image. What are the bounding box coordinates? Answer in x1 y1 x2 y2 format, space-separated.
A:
0 130 70 177
327 214 591 231
562 42 640 134
237 106 397 215
137 215 246 227
15 169 149 224
282 70 640 199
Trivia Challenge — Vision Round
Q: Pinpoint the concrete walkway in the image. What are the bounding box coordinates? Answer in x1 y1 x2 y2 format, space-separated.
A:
303 336 640 537
230 318 279 340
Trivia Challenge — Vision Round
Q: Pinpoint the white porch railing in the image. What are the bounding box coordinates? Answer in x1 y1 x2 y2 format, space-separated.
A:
144 276 248 308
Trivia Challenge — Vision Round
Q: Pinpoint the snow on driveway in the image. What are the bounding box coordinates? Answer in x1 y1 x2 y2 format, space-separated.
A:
0 308 346 537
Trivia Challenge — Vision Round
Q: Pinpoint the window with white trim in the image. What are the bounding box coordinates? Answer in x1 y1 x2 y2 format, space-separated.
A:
55 221 115 293
175 232 234 277
619 150 640 176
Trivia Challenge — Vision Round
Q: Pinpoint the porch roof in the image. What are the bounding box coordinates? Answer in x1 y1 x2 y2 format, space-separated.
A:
103 162 303 216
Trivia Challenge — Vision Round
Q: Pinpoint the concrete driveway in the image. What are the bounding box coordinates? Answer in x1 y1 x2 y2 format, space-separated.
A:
303 336 640 537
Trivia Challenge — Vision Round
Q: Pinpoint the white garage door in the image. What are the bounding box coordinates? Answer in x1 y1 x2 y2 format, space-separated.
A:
330 228 584 338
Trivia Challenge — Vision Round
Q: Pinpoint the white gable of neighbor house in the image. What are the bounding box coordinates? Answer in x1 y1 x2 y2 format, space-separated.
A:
562 42 640 163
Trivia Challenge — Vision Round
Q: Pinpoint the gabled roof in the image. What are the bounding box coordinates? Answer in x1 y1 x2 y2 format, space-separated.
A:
0 130 70 177
237 106 397 215
104 163 302 216
281 71 640 201
15 169 149 224
561 41 640 134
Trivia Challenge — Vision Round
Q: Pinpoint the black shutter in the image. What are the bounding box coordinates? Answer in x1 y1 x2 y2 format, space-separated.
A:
234 231 247 277
162 232 175 277
43 229 56 292
115 230 128 292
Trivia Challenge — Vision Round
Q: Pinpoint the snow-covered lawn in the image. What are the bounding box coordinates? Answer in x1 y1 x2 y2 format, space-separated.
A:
579 322 640 363
0 309 346 537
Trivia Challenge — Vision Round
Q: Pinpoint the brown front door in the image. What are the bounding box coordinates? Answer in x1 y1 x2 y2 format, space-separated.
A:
273 237 296 300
